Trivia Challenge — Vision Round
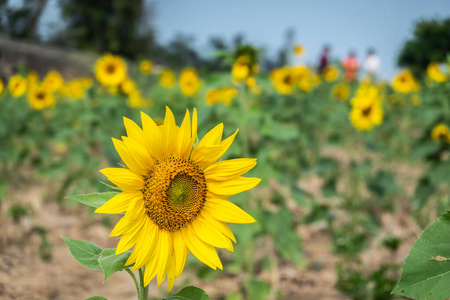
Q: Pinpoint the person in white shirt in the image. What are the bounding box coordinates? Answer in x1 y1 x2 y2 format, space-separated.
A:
363 48 380 81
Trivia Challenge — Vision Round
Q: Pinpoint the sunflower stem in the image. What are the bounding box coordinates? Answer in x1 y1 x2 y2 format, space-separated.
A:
138 267 149 300
126 268 139 297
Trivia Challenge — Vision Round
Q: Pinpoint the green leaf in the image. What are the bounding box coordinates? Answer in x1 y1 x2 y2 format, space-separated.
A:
98 248 132 282
392 211 450 299
62 236 103 270
67 192 119 209
163 286 210 300
86 297 107 300
247 279 270 300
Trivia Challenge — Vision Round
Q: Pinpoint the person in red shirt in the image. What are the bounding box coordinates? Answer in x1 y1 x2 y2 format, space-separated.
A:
342 51 359 82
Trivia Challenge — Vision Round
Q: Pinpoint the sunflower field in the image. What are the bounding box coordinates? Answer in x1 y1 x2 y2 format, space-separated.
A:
2 46 450 300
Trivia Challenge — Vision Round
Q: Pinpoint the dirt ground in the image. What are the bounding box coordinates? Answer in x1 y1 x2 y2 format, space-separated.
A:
0 147 424 300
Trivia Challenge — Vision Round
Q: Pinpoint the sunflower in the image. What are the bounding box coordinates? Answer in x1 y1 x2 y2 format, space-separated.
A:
160 69 176 88
0 79 4 95
180 68 201 97
121 78 137 95
8 75 27 98
205 87 237 106
246 77 256 88
231 56 250 82
349 85 383 131
324 66 339 82
427 62 447 83
127 90 151 108
271 67 295 95
28 85 55 110
96 108 259 290
95 54 127 86
391 70 419 93
293 44 304 56
431 124 450 143
42 70 64 92
331 83 350 101
140 60 153 75
27 71 39 89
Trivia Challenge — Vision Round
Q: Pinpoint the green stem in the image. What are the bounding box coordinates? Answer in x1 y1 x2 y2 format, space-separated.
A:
138 267 149 300
125 268 139 296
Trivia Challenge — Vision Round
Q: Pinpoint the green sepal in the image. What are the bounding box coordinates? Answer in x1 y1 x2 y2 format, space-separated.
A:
62 236 102 270
67 191 119 209
98 248 132 282
163 286 210 300
392 211 450 299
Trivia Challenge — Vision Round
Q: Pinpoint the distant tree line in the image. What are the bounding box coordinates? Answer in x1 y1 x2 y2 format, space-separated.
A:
1 1 448 75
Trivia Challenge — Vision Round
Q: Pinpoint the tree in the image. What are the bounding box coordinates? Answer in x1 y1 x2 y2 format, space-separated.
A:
397 18 450 77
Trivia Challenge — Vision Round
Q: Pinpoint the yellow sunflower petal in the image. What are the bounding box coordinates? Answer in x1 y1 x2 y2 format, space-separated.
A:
157 230 172 286
191 214 233 251
200 210 236 243
112 138 146 176
95 191 140 214
140 111 163 161
203 198 256 224
174 109 194 158
197 123 223 147
207 176 261 197
204 158 257 181
192 108 198 139
100 167 144 191
123 116 144 142
132 220 158 270
122 136 154 172
116 216 146 254
182 225 223 270
160 106 178 156
166 251 176 291
172 230 189 278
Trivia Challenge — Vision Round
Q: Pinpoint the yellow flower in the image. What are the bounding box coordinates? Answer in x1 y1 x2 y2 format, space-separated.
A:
180 68 201 97
140 60 153 75
205 88 237 106
349 101 383 131
95 54 127 86
8 75 27 98
427 62 447 83
324 66 339 82
0 79 3 95
271 67 295 95
232 63 249 82
160 69 176 89
96 108 259 290
391 70 419 93
27 85 55 110
81 77 94 89
27 71 39 88
293 44 304 56
127 90 151 108
121 78 137 95
431 124 450 143
246 77 256 87
42 70 64 92
67 80 86 100
331 83 351 101
108 85 119 95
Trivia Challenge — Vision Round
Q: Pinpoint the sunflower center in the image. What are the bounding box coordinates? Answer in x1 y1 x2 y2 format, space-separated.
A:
106 64 116 74
36 92 45 100
362 106 372 117
142 157 207 232
283 75 292 85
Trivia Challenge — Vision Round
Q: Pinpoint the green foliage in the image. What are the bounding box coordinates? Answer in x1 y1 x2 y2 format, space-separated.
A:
62 236 103 270
393 211 450 300
163 286 210 300
67 192 119 209
398 18 450 77
98 248 132 282
85 297 108 300
8 202 30 222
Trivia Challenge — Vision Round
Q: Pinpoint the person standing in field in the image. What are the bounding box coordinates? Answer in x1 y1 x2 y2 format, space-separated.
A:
317 45 331 74
363 48 380 81
342 51 359 82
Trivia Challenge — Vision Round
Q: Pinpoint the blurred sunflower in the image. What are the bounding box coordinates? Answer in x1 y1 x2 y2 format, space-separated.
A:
28 85 55 110
271 67 295 95
95 54 127 86
246 77 256 88
27 71 39 89
427 62 447 83
231 56 250 82
180 68 201 97
331 83 350 101
160 69 176 88
140 60 153 75
127 90 151 108
391 70 419 93
293 44 304 56
121 78 137 95
324 66 339 82
42 70 64 92
205 87 237 106
96 108 259 290
431 124 450 143
8 75 27 98
349 85 383 131
67 80 86 100
0 79 4 95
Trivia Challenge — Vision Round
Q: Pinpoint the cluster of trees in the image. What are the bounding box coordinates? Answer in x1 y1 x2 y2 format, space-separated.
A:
1 1 449 75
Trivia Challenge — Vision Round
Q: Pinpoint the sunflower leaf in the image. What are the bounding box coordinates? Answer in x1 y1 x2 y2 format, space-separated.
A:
67 191 119 209
86 297 108 300
392 211 450 300
98 248 131 282
163 286 210 300
62 236 103 270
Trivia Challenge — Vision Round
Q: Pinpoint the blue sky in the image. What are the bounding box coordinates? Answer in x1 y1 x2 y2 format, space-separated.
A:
39 0 450 78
